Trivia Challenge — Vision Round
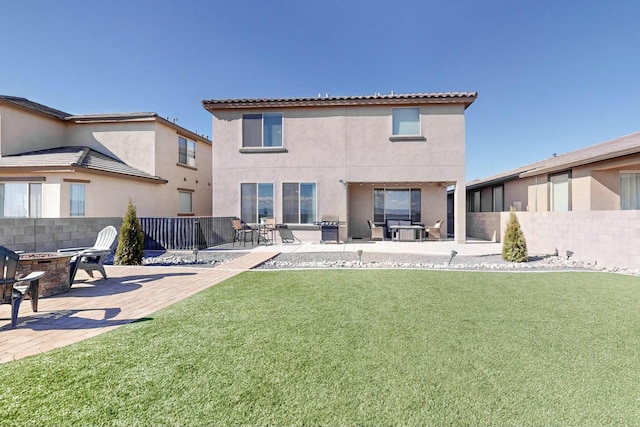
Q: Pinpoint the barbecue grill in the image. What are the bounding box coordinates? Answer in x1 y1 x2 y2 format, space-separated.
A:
318 215 340 244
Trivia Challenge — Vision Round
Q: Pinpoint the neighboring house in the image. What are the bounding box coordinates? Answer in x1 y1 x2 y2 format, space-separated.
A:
466 131 640 213
466 131 640 268
203 92 477 243
0 96 212 218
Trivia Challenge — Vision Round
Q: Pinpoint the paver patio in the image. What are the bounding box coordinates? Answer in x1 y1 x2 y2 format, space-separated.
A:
0 252 278 363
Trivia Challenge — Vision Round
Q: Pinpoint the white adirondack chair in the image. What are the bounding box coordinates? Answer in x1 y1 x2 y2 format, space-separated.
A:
58 226 118 283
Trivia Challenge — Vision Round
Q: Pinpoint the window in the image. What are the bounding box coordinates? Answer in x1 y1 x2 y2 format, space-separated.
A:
0 183 42 218
178 191 193 213
373 188 421 223
241 183 274 223
243 113 283 147
549 171 571 211
467 190 481 213
392 108 420 136
178 136 196 167
70 184 85 217
620 173 640 209
493 186 504 212
283 183 316 224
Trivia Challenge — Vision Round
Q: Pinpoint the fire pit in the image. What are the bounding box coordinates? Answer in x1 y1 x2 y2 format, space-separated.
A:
17 252 73 298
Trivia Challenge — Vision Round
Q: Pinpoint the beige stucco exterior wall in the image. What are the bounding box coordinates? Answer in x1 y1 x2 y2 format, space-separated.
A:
67 122 158 174
153 123 212 216
504 177 533 211
69 121 212 216
211 104 467 241
1 105 212 218
0 104 67 156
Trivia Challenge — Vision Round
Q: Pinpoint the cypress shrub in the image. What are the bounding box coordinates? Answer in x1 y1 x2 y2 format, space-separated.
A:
115 199 145 265
502 207 528 262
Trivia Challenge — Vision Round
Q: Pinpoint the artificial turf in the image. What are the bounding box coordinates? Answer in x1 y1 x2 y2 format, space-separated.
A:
1 270 639 426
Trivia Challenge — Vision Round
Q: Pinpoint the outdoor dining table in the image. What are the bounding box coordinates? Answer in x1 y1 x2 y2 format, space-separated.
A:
251 222 275 245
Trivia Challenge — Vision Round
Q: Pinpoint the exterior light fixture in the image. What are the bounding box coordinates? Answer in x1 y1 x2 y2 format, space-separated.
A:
449 250 458 266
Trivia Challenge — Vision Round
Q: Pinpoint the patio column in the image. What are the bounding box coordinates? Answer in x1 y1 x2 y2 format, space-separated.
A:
454 181 466 243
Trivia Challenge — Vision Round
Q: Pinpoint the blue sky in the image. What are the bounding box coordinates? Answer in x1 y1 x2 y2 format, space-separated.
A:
2 0 639 181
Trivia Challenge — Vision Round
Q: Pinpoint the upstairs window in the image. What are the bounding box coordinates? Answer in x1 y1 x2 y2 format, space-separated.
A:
392 108 420 136
178 136 196 167
243 113 283 147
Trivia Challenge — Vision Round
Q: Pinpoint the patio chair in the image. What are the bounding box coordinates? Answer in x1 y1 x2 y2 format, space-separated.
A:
0 246 45 329
425 220 443 241
232 218 254 246
58 225 118 283
276 224 301 243
367 220 385 241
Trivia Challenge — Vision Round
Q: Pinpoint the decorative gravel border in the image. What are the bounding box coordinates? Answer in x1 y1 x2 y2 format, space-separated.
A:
103 250 640 276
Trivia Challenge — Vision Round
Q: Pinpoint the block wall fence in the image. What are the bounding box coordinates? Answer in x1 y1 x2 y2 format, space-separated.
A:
0 217 236 253
467 211 640 269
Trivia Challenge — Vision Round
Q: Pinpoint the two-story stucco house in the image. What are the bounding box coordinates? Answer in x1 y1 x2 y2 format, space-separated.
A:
0 96 212 218
203 92 477 243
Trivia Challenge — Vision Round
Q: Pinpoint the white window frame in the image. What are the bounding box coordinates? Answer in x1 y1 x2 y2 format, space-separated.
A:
549 171 571 212
70 183 85 217
392 107 421 136
620 171 640 210
178 190 193 214
0 182 42 218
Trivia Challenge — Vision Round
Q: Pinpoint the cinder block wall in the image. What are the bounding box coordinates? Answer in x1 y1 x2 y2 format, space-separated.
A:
503 211 640 269
466 212 501 242
0 218 122 253
466 211 640 269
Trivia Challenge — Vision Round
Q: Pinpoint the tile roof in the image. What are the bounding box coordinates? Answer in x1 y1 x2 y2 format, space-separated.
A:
203 92 478 110
467 131 640 189
0 95 70 120
0 146 167 183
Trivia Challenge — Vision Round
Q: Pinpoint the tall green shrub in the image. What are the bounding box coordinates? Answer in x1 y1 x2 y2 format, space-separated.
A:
502 207 528 262
115 199 144 265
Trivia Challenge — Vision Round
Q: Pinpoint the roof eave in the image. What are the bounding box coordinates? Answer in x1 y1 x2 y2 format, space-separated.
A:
466 173 523 190
519 147 640 178
202 93 477 112
0 165 168 184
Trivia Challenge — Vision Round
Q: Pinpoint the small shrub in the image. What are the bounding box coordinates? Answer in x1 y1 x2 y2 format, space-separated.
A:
115 199 145 265
502 207 528 262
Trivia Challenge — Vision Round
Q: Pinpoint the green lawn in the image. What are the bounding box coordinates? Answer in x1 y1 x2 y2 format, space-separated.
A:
2 270 640 426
